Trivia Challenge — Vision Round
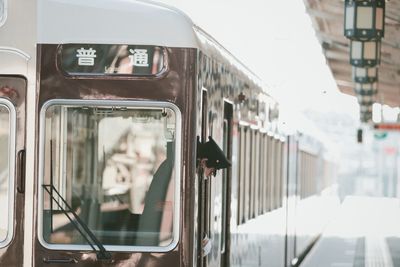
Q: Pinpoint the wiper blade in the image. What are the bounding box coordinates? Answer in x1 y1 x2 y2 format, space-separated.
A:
45 139 110 260
43 184 111 260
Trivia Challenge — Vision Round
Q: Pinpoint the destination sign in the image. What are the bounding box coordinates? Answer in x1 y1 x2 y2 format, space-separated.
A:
59 44 166 76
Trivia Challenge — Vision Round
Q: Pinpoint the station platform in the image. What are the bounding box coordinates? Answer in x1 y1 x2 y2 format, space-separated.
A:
300 196 400 267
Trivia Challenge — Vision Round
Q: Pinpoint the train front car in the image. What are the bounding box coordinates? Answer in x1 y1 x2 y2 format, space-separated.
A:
2 0 339 266
34 0 198 266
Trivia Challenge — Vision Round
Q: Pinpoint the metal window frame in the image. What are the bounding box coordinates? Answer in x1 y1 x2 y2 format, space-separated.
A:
38 99 182 253
0 98 16 248
0 0 7 29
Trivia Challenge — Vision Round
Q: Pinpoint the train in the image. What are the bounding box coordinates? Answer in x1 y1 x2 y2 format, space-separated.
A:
0 0 338 266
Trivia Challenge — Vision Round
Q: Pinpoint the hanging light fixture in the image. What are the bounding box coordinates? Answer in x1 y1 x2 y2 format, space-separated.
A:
360 104 373 113
357 94 376 105
344 0 385 41
350 40 381 67
360 111 373 123
353 66 378 83
354 82 377 95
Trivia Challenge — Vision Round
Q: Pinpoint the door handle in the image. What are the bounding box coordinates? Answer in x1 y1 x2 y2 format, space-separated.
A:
17 149 25 193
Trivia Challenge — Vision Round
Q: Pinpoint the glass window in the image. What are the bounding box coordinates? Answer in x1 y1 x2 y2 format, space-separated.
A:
238 126 245 225
40 101 179 251
0 100 14 247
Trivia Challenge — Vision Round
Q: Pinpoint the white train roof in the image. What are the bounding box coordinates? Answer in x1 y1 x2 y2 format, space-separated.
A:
38 0 266 91
38 0 198 47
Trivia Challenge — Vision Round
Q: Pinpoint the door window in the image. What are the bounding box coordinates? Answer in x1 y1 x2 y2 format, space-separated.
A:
0 99 15 247
39 100 181 252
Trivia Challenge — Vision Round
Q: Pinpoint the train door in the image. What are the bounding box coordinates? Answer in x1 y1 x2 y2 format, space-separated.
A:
0 76 26 266
220 101 233 267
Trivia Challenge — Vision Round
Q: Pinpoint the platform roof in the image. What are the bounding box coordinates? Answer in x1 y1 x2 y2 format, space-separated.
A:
303 0 400 107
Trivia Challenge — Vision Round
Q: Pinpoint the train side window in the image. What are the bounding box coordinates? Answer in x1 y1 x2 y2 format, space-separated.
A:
244 127 251 222
277 140 282 208
304 153 307 198
238 126 245 225
299 150 304 199
273 139 278 209
310 154 313 196
249 129 256 219
282 140 287 207
266 135 272 212
262 134 268 213
254 130 260 217
307 153 310 197
306 153 309 197
0 100 15 248
307 153 311 197
268 136 275 211
201 89 208 141
307 154 310 197
272 138 277 209
258 133 265 215
277 140 283 208
236 126 241 225
39 101 181 252
278 140 284 208
300 151 305 199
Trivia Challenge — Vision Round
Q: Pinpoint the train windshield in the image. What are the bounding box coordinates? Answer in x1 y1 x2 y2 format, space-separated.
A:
40 102 178 250
0 102 13 246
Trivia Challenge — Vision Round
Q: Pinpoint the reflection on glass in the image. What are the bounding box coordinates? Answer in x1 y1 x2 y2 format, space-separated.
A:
42 104 177 248
0 104 10 243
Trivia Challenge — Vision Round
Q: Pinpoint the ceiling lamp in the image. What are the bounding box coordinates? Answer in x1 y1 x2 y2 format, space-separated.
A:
360 111 373 123
360 104 373 113
357 94 375 105
344 0 385 41
353 67 378 83
355 82 377 95
350 40 381 67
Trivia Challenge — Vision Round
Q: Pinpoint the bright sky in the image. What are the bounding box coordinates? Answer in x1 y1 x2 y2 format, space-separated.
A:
154 0 359 118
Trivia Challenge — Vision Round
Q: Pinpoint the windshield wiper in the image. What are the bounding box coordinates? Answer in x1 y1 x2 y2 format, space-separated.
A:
42 184 111 260
43 139 111 260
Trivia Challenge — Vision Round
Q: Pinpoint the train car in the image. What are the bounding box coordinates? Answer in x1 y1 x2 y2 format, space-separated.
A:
285 129 339 266
0 0 338 266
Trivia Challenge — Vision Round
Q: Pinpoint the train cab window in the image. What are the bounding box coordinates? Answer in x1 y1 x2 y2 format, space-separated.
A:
0 100 15 247
39 101 180 252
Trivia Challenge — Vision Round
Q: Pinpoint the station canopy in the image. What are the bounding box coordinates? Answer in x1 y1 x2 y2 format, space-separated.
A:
304 0 400 107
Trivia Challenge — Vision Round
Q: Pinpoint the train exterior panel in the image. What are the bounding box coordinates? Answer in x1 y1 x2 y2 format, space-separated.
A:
0 0 339 266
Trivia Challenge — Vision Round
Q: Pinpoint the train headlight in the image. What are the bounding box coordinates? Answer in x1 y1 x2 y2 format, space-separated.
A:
0 0 7 28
